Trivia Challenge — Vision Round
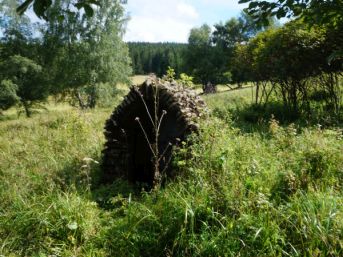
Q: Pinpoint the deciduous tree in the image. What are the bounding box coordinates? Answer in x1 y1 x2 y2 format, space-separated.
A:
2 55 48 117
42 0 131 108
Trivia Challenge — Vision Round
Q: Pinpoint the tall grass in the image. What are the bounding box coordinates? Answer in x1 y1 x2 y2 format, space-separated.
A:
0 88 342 256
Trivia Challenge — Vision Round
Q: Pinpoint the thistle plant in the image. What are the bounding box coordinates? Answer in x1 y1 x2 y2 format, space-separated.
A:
135 85 172 189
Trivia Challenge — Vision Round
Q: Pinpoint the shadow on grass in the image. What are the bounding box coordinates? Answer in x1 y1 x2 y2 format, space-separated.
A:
213 101 343 134
55 154 144 210
0 113 19 122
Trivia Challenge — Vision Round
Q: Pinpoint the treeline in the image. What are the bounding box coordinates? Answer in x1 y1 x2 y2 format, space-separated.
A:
128 42 187 76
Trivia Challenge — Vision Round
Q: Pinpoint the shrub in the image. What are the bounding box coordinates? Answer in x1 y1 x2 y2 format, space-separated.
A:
0 79 19 112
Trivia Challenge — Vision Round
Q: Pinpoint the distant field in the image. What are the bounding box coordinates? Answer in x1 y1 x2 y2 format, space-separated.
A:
130 74 254 95
131 75 148 85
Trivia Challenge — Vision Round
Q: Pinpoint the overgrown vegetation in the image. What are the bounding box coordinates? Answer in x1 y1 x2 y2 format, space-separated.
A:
0 85 342 256
0 0 342 255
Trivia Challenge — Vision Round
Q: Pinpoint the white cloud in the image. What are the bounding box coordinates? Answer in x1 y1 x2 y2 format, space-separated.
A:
27 8 44 24
124 0 199 42
201 0 247 9
177 2 199 20
123 0 248 42
125 16 194 42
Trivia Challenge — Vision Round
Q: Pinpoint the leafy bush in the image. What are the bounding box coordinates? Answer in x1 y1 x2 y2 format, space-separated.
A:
0 79 19 112
178 73 194 89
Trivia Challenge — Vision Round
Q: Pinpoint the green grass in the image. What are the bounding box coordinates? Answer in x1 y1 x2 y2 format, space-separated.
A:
131 75 149 85
0 84 342 256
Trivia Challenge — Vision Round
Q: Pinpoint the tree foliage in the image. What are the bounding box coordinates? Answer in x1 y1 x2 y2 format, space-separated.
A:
0 80 19 112
212 11 274 49
230 19 342 113
240 0 343 63
17 0 101 20
185 24 216 85
185 12 271 87
1 0 48 116
0 0 131 114
42 0 131 108
1 55 48 117
239 0 343 27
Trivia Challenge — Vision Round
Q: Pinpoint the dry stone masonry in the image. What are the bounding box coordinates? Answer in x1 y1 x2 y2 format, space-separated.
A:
102 76 206 186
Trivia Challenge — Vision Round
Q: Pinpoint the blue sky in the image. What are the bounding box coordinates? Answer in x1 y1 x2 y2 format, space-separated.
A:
123 0 248 43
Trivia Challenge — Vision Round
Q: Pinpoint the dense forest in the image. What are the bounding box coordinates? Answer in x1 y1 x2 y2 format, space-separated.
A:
128 42 187 77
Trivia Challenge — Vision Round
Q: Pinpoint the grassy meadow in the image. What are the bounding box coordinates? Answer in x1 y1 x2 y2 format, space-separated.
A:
0 78 342 256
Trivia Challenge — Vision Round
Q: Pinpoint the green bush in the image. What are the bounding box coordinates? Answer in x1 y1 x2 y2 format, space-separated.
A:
0 79 19 112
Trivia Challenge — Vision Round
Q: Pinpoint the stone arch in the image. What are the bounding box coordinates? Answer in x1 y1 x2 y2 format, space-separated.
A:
102 77 206 186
